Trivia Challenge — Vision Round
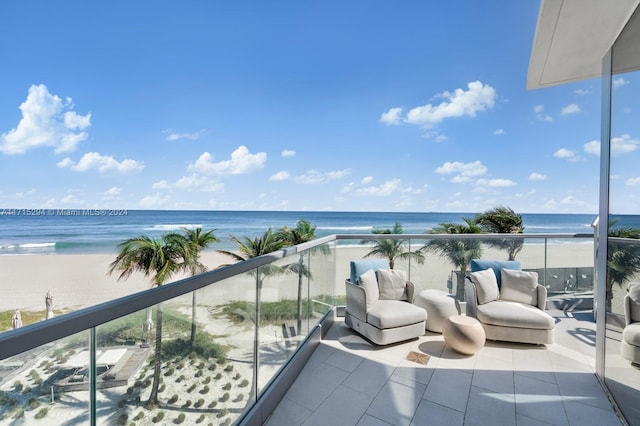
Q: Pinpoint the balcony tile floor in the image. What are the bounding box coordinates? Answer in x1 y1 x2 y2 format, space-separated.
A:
267 309 623 425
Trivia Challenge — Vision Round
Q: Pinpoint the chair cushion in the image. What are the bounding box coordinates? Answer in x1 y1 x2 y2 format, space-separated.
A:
476 300 554 330
469 268 500 305
367 300 426 329
500 269 539 306
359 269 379 309
629 284 640 323
377 269 407 300
471 259 521 288
623 323 640 346
350 259 389 284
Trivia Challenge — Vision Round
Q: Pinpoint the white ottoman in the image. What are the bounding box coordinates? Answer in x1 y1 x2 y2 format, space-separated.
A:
443 315 486 355
414 290 459 333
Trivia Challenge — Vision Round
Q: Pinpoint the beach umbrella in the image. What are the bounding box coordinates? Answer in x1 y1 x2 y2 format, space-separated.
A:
45 290 54 319
11 310 22 329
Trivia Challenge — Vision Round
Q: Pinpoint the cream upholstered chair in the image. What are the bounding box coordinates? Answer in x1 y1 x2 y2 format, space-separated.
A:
621 284 640 364
465 259 555 345
345 260 426 345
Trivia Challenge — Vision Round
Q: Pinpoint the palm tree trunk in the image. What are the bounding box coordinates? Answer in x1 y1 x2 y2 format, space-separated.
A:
190 291 197 347
249 278 262 402
147 303 163 407
296 254 304 335
456 269 467 302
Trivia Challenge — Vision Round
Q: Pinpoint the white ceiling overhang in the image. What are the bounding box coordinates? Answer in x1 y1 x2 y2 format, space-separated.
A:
527 0 640 90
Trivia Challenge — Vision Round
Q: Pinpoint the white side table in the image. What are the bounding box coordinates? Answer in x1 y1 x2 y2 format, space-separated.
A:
443 315 486 355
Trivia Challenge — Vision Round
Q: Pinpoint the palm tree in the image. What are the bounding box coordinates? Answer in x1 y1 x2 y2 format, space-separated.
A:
423 218 482 301
177 227 219 347
277 220 330 334
475 206 524 260
217 228 287 396
362 222 425 269
107 233 185 407
607 222 640 312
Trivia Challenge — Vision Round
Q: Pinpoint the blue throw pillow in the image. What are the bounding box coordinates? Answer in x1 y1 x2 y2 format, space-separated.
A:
350 259 389 284
470 259 521 288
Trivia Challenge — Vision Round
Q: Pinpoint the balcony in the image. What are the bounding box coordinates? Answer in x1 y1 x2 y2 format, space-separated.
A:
0 233 622 425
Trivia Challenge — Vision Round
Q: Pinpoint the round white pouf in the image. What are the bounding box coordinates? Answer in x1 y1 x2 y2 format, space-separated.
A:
414 290 459 333
443 315 486 355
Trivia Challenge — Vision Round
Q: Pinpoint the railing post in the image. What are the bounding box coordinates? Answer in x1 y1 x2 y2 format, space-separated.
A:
90 327 97 426
253 271 260 403
544 237 548 288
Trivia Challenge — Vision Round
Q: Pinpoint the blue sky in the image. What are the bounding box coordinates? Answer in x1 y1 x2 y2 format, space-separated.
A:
0 1 631 213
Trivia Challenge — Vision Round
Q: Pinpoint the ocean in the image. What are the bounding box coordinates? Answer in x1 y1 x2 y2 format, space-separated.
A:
0 209 613 256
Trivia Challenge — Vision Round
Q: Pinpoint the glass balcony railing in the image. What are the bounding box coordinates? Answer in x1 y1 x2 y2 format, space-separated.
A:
0 233 592 425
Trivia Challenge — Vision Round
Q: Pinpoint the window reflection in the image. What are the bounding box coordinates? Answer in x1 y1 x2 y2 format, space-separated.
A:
605 4 640 423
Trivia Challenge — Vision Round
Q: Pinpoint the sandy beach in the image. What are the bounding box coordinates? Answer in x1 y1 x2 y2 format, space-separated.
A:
0 242 597 315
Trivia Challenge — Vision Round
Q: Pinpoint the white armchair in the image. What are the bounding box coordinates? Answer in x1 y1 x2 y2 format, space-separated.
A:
345 260 426 345
465 259 555 345
621 284 640 364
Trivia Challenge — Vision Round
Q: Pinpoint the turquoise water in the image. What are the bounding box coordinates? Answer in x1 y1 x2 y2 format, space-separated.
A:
0 209 610 255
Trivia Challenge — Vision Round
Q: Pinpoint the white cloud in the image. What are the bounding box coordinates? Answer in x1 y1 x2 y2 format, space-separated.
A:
15 188 36 198
163 128 205 141
104 187 121 196
611 134 639 155
0 84 91 154
434 135 448 143
188 146 266 175
269 171 290 181
516 189 537 198
476 178 516 187
613 77 629 89
175 174 210 189
400 184 428 194
529 172 547 181
561 103 581 115
493 129 505 135
295 168 351 184
584 134 639 157
152 175 223 192
361 176 374 184
435 161 488 179
355 179 401 196
574 89 591 95
561 195 587 206
451 175 473 184
341 182 355 193
60 194 82 205
56 157 74 168
152 180 171 190
281 149 296 158
626 177 640 186
553 148 578 161
139 193 170 208
57 152 145 173
380 107 403 125
381 81 496 128
583 140 600 156
534 105 552 122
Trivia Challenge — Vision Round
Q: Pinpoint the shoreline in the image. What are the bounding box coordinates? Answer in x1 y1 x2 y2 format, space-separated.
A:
0 242 596 314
